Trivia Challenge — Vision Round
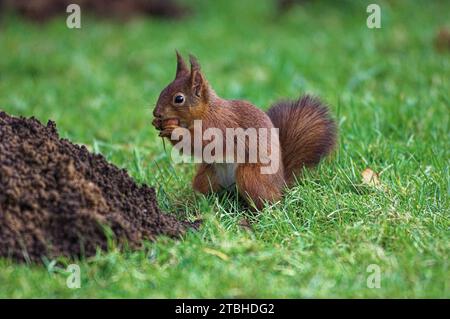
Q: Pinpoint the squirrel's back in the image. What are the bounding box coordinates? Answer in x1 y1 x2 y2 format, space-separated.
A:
267 95 337 185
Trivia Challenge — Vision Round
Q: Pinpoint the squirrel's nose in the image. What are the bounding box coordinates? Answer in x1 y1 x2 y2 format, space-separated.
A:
153 108 161 118
152 105 164 130
153 103 164 118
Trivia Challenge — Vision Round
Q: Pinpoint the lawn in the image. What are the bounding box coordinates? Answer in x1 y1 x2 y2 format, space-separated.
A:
0 0 448 298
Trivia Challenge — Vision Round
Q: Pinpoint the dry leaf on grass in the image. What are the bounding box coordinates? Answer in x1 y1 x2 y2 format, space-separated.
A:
238 218 252 230
361 168 381 187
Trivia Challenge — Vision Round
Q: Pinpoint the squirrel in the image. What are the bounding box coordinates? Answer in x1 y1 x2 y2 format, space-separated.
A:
152 52 337 209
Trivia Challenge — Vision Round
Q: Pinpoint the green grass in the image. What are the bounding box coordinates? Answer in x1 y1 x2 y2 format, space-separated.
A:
0 0 448 298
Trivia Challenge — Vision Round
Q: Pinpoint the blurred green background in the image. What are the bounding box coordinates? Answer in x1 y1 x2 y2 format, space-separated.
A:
0 0 448 298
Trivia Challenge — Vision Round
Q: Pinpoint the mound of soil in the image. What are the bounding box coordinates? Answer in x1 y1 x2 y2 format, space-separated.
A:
0 111 195 262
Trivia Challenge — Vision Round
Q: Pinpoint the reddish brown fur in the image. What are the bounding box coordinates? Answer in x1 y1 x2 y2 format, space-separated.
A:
192 163 221 194
235 164 284 209
153 53 336 210
267 96 337 185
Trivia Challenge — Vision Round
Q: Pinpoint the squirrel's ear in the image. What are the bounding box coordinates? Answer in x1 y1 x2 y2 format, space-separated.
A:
189 54 206 98
175 50 188 78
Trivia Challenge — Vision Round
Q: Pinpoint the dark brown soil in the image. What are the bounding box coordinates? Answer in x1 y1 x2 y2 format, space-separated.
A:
0 111 195 263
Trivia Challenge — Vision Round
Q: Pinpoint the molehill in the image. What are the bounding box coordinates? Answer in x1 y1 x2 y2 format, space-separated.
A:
0 111 195 262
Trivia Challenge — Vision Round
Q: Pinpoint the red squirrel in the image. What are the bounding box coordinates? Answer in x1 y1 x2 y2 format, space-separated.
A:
152 52 337 209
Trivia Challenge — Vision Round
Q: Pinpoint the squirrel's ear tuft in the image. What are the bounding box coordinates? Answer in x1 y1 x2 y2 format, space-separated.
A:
175 50 188 78
189 54 206 98
189 54 200 72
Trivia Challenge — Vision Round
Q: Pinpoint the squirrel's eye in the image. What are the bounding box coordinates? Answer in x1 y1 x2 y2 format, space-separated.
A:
173 94 185 105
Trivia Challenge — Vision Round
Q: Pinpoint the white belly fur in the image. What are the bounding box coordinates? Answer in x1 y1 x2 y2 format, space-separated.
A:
214 163 237 188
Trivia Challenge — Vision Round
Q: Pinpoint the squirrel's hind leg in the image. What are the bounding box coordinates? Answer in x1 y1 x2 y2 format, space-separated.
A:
235 164 284 210
192 163 221 194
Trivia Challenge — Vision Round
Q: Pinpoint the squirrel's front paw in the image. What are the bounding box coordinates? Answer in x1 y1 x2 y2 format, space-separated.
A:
159 126 178 138
153 117 181 138
159 118 181 139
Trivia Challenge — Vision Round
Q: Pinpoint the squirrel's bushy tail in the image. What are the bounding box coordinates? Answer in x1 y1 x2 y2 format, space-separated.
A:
267 95 337 185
